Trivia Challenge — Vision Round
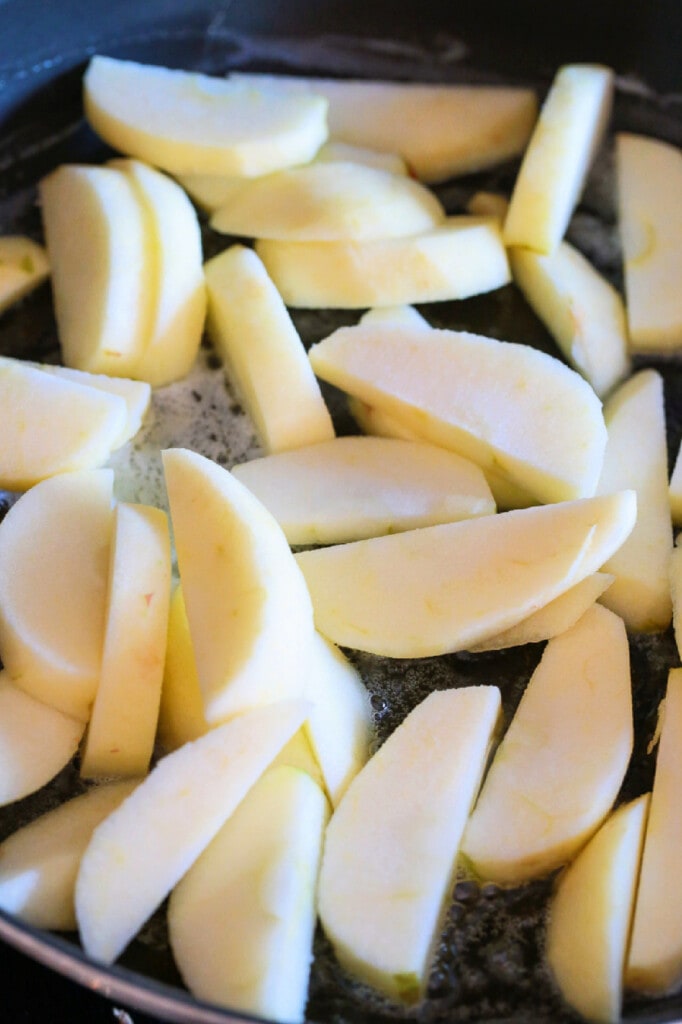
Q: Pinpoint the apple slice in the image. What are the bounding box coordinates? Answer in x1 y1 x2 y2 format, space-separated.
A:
509 240 630 398
461 604 633 884
255 216 510 308
272 728 325 792
232 72 538 183
315 140 407 175
503 64 614 253
0 670 85 806
466 191 509 220
0 356 128 490
626 669 682 993
232 437 495 545
111 159 206 386
669 440 682 527
162 448 315 723
616 133 682 352
75 698 310 964
596 369 674 632
309 324 607 504
40 164 154 377
0 469 114 720
204 244 334 453
210 161 444 241
158 585 209 753
318 686 501 1004
294 491 636 657
359 304 430 330
546 794 650 1024
84 56 328 177
468 571 614 652
168 765 329 1023
80 503 171 779
0 235 49 314
0 780 137 930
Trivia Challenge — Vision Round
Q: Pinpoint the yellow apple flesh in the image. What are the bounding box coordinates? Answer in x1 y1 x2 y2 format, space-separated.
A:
0 235 50 314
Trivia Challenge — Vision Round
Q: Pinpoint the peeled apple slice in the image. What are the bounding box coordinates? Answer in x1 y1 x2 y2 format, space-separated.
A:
0 670 85 807
83 56 328 177
168 766 329 1024
0 469 114 720
461 603 633 884
256 216 510 309
75 699 310 964
309 324 607 504
0 235 49 314
231 436 495 545
318 686 501 1004
158 585 209 753
210 161 444 241
233 72 538 183
294 491 636 657
0 356 128 490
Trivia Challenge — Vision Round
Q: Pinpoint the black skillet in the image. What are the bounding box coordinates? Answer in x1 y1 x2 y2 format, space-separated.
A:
1 1 682 1021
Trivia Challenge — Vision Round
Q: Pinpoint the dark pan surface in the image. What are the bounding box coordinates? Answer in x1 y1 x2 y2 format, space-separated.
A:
1 4 682 1022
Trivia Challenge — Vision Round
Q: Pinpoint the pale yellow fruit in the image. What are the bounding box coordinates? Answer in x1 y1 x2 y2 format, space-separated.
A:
0 235 49 314
504 64 614 253
359 304 430 330
80 503 171 779
309 324 607 504
256 216 510 308
0 356 128 490
271 729 325 792
0 780 137 930
315 140 407 175
626 669 682 993
0 670 85 806
210 161 444 241
168 766 329 1024
204 244 334 453
40 164 154 377
111 159 206 386
232 436 494 545
83 56 328 177
669 440 682 527
162 448 315 723
461 604 633 884
616 133 682 352
547 795 650 1024
596 369 673 632
158 585 209 753
318 687 501 1004
233 72 538 183
295 491 636 657
670 540 682 662
75 699 310 964
509 240 630 398
465 191 509 220
0 470 114 720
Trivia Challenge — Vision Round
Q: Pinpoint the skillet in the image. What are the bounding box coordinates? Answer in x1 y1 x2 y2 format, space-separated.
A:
1 1 682 1021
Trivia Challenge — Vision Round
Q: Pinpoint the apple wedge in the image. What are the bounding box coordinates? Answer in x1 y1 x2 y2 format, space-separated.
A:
204 244 334 454
162 448 316 723
466 191 509 220
0 469 114 720
75 698 310 964
626 669 682 994
232 73 538 183
232 437 495 545
294 490 636 657
168 765 329 1023
0 670 85 806
509 240 630 398
0 235 49 314
0 780 137 930
503 64 614 253
80 503 171 780
315 140 407 175
158 585 209 753
84 56 328 177
255 216 510 308
0 356 128 490
359 304 430 330
461 604 633 884
272 728 325 792
40 163 155 377
111 159 206 386
546 794 650 1024
616 133 682 352
669 440 682 527
309 324 607 504
318 686 501 1004
210 161 444 241
596 369 674 632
